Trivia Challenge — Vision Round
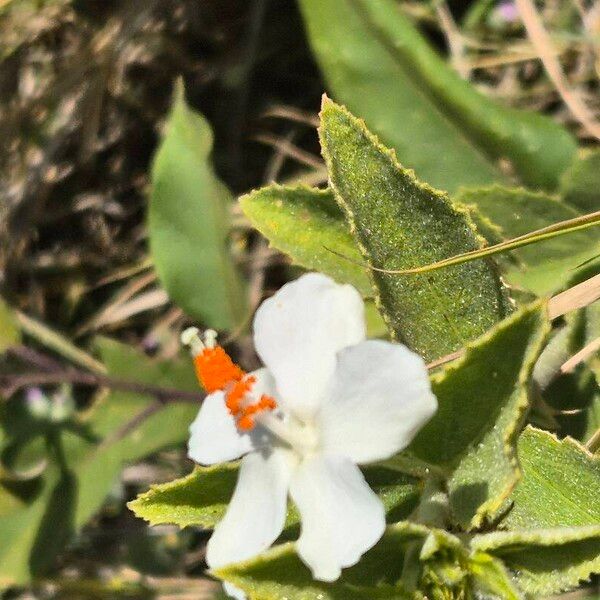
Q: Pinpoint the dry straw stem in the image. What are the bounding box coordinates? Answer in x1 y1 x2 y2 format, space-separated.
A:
15 310 106 374
560 336 600 374
336 209 600 275
514 0 600 140
547 273 600 319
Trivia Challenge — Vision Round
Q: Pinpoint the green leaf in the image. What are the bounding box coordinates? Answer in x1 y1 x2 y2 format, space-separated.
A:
319 97 511 362
561 149 600 213
502 426 600 529
409 302 550 528
472 526 600 595
299 0 576 192
364 301 389 339
214 522 431 600
0 338 200 586
148 81 246 329
0 297 20 353
0 464 64 587
456 186 600 295
129 463 238 529
468 552 524 600
69 338 200 529
129 464 420 531
240 185 371 295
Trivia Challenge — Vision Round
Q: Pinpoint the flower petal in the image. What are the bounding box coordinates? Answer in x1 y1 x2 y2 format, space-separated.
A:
289 453 385 582
223 582 246 600
206 448 296 568
318 340 437 464
188 368 277 465
253 273 365 419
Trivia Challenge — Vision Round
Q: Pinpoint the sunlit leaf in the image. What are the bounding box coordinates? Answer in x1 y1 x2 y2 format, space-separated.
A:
503 426 600 529
410 302 549 528
240 184 371 295
473 526 600 595
319 97 511 362
129 464 420 531
214 522 436 600
149 81 247 329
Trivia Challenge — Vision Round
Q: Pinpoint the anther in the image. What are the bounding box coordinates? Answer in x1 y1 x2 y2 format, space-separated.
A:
225 376 256 416
183 327 277 432
194 347 244 393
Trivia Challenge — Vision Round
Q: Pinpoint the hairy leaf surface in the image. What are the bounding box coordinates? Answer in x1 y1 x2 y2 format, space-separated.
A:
473 526 600 595
410 303 549 528
320 98 511 362
503 426 600 529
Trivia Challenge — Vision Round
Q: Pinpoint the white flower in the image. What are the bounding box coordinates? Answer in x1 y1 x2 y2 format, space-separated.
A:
185 273 437 584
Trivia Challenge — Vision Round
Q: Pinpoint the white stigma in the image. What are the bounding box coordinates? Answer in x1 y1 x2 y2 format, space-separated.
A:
181 327 219 356
204 329 218 348
181 327 205 356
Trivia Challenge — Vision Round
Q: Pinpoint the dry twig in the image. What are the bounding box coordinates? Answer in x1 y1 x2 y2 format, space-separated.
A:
514 0 600 139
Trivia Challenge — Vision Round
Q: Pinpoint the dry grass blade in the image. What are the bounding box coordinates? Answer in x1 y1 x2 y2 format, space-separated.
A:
15 311 106 374
586 427 600 452
548 273 600 319
77 271 158 336
514 0 600 139
260 105 320 127
251 132 324 169
560 336 600 374
434 0 470 79
90 288 170 331
93 258 153 289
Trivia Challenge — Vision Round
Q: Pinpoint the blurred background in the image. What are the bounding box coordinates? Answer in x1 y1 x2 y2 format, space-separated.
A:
0 0 599 598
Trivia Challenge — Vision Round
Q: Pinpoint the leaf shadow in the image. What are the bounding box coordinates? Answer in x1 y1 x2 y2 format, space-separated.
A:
449 481 488 524
29 468 77 577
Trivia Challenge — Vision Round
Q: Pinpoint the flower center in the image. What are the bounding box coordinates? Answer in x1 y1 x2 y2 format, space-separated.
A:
181 327 277 432
182 328 319 456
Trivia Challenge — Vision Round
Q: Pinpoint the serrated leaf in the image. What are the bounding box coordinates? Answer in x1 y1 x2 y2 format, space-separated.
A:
409 302 550 528
148 81 246 329
468 552 524 600
473 526 600 595
0 338 200 586
300 0 576 192
456 186 600 295
240 185 371 295
561 149 600 213
129 464 420 531
0 297 20 353
319 98 511 362
214 522 430 600
129 463 238 529
503 426 600 529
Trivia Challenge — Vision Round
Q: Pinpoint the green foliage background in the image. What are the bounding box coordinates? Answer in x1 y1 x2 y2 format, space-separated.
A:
0 0 599 598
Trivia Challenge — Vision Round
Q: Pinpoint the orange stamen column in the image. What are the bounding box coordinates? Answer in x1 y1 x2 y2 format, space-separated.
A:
184 329 276 432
